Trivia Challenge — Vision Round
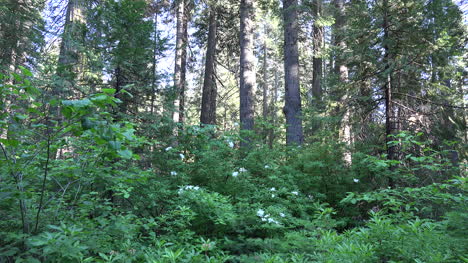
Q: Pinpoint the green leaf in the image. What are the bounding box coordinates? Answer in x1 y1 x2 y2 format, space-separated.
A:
14 114 28 120
81 118 94 130
102 88 116 95
122 129 135 140
118 149 132 159
19 66 33 77
91 94 108 102
109 141 122 150
62 98 92 108
0 138 20 147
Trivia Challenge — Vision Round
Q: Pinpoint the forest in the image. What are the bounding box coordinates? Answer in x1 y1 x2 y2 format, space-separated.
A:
0 0 467 262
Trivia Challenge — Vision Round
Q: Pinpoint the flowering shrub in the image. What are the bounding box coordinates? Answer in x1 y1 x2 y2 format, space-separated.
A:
0 73 465 262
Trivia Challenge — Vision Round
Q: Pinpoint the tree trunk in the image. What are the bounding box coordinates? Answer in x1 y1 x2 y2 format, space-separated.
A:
282 0 303 145
262 40 268 121
262 34 269 143
239 0 256 147
178 3 188 126
383 0 397 187
57 0 86 93
311 0 323 101
335 0 352 164
173 0 188 126
150 11 159 115
200 9 218 125
268 67 279 148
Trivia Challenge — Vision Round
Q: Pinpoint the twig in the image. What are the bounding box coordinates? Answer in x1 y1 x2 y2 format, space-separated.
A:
34 118 51 233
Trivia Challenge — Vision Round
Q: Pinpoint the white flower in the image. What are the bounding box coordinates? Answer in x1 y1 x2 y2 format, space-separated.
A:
170 171 177 176
264 165 270 169
234 122 239 126
267 218 279 224
257 209 265 217
239 167 247 173
271 194 276 198
179 153 185 159
270 187 276 191
291 191 299 195
261 217 267 222
279 213 285 218
232 171 239 177
353 178 359 183
179 185 201 194
228 140 234 148
165 146 173 151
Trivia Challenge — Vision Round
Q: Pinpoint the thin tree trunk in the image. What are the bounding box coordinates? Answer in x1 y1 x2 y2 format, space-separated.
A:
150 11 159 115
239 0 256 147
200 9 218 125
383 0 397 187
311 0 323 101
268 67 279 148
178 2 188 126
173 0 188 126
262 40 268 121
262 33 269 143
283 0 303 145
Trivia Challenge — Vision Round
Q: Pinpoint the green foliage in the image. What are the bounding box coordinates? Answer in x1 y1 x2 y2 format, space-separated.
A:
1 71 466 262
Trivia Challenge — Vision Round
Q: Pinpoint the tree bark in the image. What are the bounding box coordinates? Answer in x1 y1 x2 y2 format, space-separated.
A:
262 40 268 121
262 33 269 143
173 0 189 126
239 0 256 147
283 0 303 145
57 0 86 91
178 3 188 126
383 0 397 187
311 0 323 101
334 0 352 164
268 67 280 148
150 10 159 115
200 9 218 125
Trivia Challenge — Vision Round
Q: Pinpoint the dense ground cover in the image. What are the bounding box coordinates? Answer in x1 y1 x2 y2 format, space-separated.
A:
1 74 466 262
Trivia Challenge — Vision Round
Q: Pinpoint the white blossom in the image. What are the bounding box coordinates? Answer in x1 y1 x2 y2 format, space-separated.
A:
232 171 239 177
257 209 280 225
270 187 276 191
291 191 299 195
279 213 285 218
264 165 270 169
228 141 234 148
179 153 185 159
267 218 279 224
165 146 173 151
178 185 201 194
353 178 359 183
170 171 177 176
233 122 239 126
271 194 276 198
239 167 247 173
257 209 265 217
